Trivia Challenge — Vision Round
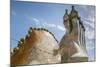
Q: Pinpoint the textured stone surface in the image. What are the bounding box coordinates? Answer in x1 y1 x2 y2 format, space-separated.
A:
60 6 88 63
11 28 61 65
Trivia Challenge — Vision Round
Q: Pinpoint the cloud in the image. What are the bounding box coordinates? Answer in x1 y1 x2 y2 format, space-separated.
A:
30 17 39 23
80 5 95 25
44 22 65 31
82 18 95 40
43 22 56 28
28 17 66 32
80 6 95 61
86 40 95 49
85 30 95 39
85 38 95 61
79 6 95 42
57 25 65 31
82 17 95 24
79 6 95 17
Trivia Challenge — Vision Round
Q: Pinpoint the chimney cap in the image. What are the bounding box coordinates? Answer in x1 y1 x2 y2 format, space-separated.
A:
72 6 75 9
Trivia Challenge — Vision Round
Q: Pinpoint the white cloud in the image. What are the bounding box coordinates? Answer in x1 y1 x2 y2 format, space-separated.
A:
86 40 95 50
88 15 95 23
82 17 95 29
44 23 65 31
28 17 66 31
80 5 95 28
57 25 65 31
82 17 95 24
31 17 39 22
43 22 56 28
85 39 95 61
80 6 95 61
45 22 65 31
85 30 95 39
81 14 95 40
87 45 95 51
83 19 95 40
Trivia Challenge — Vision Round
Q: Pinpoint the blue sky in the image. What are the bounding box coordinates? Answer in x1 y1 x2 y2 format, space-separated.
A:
11 0 95 61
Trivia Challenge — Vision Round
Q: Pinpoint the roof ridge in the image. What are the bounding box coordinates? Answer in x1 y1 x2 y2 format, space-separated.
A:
11 27 58 56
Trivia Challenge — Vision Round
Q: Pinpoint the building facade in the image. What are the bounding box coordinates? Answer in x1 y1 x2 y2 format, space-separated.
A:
60 6 88 63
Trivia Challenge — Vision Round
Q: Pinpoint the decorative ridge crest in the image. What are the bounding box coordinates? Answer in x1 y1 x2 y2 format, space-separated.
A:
11 27 58 55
